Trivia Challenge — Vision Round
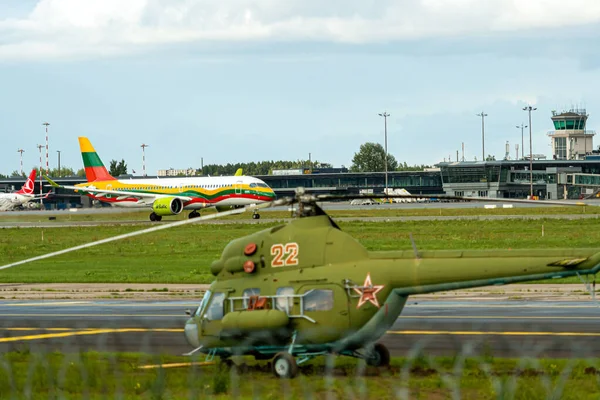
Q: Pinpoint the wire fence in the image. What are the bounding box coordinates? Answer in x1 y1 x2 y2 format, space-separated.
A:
1 317 599 399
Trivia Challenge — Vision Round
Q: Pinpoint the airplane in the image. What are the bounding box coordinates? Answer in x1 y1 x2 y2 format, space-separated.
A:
2 189 600 379
0 169 51 211
45 137 276 221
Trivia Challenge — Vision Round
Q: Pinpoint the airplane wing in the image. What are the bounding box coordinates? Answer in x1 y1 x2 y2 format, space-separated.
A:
28 191 52 200
44 175 192 202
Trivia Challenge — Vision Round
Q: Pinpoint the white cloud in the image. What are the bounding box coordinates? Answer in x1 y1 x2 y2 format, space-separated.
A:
1 0 600 60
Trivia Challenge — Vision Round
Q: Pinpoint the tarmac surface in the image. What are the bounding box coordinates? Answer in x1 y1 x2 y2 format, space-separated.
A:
2 200 600 228
6 198 600 217
1 286 599 359
2 213 600 229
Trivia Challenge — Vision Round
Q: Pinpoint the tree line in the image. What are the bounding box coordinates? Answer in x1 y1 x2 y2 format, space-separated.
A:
0 143 432 178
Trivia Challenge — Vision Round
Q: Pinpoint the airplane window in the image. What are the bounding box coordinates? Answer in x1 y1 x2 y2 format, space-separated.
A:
205 292 225 320
257 183 269 188
195 289 212 317
249 183 257 188
303 290 333 312
242 288 260 309
275 287 294 312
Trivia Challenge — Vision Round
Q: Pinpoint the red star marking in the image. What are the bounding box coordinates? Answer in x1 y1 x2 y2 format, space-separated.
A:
353 273 385 309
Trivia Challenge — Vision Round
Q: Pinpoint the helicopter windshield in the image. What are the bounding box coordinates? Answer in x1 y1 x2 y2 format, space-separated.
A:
194 290 212 317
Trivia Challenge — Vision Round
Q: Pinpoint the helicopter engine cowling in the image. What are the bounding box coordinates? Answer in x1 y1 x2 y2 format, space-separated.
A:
152 197 183 216
210 215 369 277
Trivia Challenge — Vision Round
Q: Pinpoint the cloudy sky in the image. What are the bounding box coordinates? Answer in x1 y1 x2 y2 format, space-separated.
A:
1 0 600 176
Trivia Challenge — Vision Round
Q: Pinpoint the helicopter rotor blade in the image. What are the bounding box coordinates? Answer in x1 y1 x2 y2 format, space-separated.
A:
0 197 294 271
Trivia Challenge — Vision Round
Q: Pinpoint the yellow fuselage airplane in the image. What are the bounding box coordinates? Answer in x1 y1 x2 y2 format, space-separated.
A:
46 137 276 221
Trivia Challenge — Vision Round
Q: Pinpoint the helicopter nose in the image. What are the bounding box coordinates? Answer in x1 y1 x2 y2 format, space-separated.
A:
184 318 200 348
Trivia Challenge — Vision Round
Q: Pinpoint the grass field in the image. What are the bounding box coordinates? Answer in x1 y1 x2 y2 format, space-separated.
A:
1 351 599 399
0 204 599 223
1 213 600 283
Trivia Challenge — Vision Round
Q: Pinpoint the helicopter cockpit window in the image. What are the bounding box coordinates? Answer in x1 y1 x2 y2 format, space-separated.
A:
242 288 260 309
194 290 212 317
275 287 294 312
205 292 225 320
303 289 334 312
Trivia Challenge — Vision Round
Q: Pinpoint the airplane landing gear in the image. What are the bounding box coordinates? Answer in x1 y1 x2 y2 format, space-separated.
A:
272 352 298 379
149 212 162 222
252 212 261 220
365 343 390 367
189 211 200 219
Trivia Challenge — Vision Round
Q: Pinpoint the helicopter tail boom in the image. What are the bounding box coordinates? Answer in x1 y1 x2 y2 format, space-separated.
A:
384 250 600 296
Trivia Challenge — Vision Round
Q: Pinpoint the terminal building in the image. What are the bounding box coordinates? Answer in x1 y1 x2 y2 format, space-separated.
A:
2 108 600 209
438 108 599 200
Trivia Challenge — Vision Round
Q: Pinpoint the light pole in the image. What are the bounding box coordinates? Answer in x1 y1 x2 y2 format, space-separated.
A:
17 149 24 176
378 111 390 194
36 144 43 204
56 150 61 177
42 122 50 174
516 123 527 160
523 106 537 198
141 144 149 176
476 111 488 161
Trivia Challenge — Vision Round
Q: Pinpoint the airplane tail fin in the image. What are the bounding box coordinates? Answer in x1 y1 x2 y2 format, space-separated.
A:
16 169 36 195
234 168 243 176
79 137 116 182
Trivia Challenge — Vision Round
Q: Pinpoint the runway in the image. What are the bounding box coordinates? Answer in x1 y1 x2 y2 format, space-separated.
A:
2 199 600 228
2 213 600 229
1 299 599 358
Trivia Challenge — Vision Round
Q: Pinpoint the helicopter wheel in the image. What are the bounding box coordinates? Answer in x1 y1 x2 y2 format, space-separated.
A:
189 211 200 219
272 352 298 379
149 212 162 222
366 343 390 367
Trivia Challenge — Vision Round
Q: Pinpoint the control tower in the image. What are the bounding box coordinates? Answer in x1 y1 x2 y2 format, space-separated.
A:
547 108 595 160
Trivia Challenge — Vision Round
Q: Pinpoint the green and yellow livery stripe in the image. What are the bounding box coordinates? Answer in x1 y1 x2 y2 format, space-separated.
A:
81 152 105 168
79 137 115 181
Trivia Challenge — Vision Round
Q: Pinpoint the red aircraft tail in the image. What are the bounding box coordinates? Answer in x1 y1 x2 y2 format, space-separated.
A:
16 169 37 195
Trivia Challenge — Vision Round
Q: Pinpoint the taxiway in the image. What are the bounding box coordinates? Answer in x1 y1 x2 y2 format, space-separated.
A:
1 299 598 358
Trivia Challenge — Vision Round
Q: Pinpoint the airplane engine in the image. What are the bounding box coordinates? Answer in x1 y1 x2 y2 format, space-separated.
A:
152 197 183 216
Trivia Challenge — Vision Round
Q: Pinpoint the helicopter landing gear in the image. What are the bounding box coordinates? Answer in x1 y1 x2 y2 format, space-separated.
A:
149 212 162 222
189 210 201 219
272 352 298 379
365 343 390 367
252 212 260 220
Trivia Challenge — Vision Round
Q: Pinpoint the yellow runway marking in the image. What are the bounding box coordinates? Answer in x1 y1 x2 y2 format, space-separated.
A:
388 330 600 337
138 361 215 370
0 328 183 343
3 326 597 343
